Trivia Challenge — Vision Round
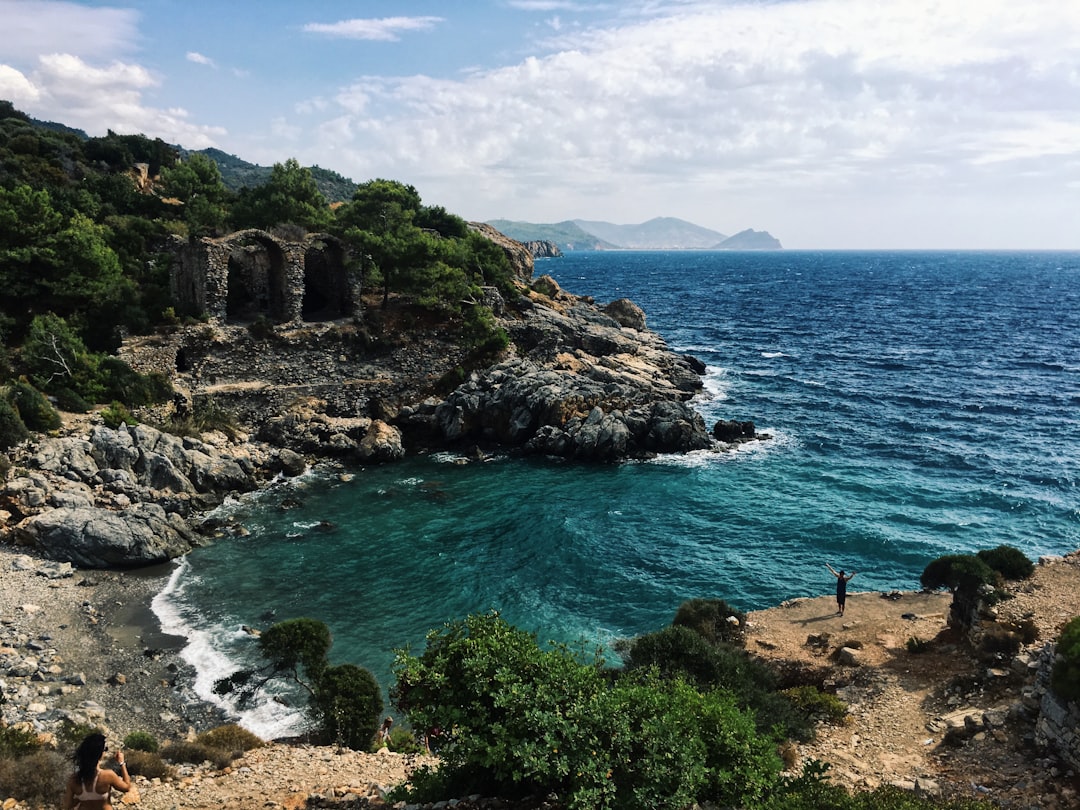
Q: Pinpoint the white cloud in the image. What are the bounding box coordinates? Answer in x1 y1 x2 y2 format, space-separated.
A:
187 52 218 69
303 16 443 42
9 53 226 148
0 64 40 103
290 0 1080 244
0 0 139 62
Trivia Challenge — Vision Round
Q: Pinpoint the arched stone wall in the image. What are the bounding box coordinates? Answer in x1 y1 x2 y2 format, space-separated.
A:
170 230 360 325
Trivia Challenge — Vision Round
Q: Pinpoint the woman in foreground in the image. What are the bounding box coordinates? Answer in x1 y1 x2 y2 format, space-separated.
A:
62 732 130 810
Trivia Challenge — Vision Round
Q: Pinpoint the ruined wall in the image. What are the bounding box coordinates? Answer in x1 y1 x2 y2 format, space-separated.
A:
1032 642 1080 770
170 230 359 325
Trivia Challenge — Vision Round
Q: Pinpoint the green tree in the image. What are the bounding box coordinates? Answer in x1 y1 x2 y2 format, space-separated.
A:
19 314 98 397
921 554 997 632
160 152 231 236
1052 616 1080 702
233 158 332 232
311 664 383 750
213 618 382 750
6 379 61 432
392 611 783 809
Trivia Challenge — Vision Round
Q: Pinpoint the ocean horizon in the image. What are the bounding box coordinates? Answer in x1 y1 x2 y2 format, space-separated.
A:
153 249 1080 738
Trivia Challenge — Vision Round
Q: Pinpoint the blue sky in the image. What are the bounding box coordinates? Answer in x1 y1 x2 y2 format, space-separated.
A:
1 0 1079 249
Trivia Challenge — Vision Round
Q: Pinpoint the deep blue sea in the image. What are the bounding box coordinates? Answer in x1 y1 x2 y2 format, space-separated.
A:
153 250 1080 737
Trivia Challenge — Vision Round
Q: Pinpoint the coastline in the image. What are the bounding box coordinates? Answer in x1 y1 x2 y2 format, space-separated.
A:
6 536 1080 807
0 544 225 745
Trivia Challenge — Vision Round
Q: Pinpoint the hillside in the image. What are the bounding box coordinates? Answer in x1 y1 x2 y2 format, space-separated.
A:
574 216 727 249
489 216 782 251
196 147 359 201
486 218 617 251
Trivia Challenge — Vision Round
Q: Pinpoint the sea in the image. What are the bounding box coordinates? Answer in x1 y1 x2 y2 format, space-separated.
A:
151 250 1080 738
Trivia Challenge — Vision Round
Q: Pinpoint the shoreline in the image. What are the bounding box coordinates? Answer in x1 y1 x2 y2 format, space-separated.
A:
6 537 1080 808
0 544 227 746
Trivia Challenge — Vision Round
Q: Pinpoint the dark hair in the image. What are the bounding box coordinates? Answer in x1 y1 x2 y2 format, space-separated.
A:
74 733 106 783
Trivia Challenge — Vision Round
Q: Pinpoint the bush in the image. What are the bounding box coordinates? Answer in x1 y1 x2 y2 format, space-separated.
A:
1052 616 1080 702
672 597 747 647
101 400 138 428
0 750 67 808
122 730 159 753
781 686 849 726
979 625 1022 658
312 663 383 750
6 378 61 431
196 724 264 753
124 749 172 779
160 741 233 770
97 357 173 406
0 397 29 449
54 385 91 413
392 611 783 809
920 554 997 593
0 726 41 758
977 545 1034 581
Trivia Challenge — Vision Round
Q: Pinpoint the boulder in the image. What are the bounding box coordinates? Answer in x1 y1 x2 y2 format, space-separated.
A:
357 420 405 462
18 503 197 568
603 298 647 331
712 419 756 442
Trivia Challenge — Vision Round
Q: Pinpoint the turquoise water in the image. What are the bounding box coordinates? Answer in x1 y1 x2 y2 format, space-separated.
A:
153 250 1080 737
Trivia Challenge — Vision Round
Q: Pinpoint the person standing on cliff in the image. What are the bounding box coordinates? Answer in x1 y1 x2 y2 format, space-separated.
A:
827 563 856 616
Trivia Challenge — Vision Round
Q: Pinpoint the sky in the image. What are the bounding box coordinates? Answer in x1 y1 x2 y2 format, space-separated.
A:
1 0 1079 249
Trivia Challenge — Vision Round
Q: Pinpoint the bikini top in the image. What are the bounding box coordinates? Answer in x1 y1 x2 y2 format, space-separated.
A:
74 770 108 802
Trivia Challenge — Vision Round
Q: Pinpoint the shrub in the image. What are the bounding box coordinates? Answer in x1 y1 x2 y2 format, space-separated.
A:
98 357 173 406
1052 616 1080 702
7 378 61 431
384 727 423 754
781 686 849 726
979 625 1022 658
0 750 67 808
56 720 103 749
54 385 91 413
101 400 138 428
312 663 383 750
124 749 172 779
160 741 233 770
920 554 997 593
672 597 747 647
247 315 275 340
977 545 1034 581
196 724 264 753
0 726 41 758
122 730 159 753
0 397 29 449
392 611 784 809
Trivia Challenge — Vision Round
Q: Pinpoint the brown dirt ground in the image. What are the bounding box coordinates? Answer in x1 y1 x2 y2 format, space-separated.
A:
745 555 1080 808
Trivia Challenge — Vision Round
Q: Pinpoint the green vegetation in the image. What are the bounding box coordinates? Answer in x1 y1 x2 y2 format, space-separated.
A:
977 545 1035 581
1051 615 1080 702
196 724 264 753
212 617 383 750
122 730 159 753
0 101 516 430
392 611 787 809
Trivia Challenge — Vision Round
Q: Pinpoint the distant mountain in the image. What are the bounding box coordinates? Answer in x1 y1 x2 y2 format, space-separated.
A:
486 219 618 252
196 148 359 202
573 217 727 250
713 229 783 250
487 216 781 252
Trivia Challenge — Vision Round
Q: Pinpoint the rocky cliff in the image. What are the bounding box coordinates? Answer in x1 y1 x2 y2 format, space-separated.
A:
3 227 756 567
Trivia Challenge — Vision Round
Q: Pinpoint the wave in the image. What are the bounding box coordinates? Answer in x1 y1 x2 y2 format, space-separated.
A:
151 558 309 740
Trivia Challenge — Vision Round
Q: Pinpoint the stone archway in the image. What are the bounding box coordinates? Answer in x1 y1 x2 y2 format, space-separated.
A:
302 236 348 321
223 232 289 323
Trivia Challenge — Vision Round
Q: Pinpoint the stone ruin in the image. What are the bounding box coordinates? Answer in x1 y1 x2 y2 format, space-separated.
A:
169 229 361 324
